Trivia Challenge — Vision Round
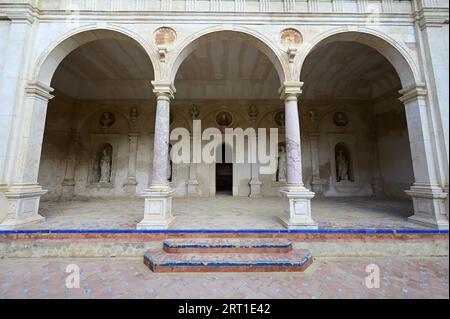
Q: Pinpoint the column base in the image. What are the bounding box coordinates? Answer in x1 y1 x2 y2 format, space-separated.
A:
137 187 176 230
249 180 262 198
187 179 199 197
0 184 47 230
406 185 449 230
311 179 325 194
278 186 318 230
123 178 138 195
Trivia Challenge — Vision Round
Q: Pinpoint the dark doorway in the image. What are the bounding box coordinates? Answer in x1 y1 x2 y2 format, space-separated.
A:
216 143 233 195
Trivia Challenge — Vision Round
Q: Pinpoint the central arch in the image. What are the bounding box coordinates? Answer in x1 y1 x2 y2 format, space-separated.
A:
170 27 289 86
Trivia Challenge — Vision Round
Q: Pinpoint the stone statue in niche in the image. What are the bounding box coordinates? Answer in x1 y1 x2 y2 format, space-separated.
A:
99 148 112 184
277 144 287 182
336 149 350 182
99 112 115 129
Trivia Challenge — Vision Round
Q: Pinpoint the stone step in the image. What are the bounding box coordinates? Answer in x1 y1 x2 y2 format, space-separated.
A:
144 249 313 272
163 238 293 253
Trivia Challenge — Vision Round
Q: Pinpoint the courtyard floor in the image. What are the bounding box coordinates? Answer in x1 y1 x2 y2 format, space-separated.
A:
0 257 447 299
28 196 424 230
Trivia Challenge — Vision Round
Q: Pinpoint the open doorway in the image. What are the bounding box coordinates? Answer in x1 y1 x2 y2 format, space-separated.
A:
216 143 233 195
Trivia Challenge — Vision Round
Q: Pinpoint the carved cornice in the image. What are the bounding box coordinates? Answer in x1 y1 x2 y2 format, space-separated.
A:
416 7 450 29
398 84 428 104
25 81 55 102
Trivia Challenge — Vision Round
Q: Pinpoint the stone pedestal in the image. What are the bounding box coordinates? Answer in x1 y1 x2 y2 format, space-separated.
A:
187 178 199 196
137 188 176 230
249 179 262 198
406 185 449 230
278 187 318 230
311 179 325 194
0 184 47 230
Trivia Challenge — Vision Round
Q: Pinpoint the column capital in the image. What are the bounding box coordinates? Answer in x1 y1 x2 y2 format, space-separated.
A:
151 81 176 99
25 81 54 102
398 83 427 104
279 81 304 101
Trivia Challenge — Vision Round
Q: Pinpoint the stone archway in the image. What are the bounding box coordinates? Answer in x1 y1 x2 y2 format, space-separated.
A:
298 30 448 229
170 27 289 86
0 28 157 229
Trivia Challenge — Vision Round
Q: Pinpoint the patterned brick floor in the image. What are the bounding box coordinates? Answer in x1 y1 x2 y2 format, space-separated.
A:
0 257 447 299
31 196 423 230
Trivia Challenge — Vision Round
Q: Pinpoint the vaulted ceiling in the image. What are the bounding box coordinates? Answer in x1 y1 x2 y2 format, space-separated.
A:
301 41 401 100
51 39 154 99
175 39 280 99
51 38 401 101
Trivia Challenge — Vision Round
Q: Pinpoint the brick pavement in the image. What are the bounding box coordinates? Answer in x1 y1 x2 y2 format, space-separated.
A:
0 257 448 299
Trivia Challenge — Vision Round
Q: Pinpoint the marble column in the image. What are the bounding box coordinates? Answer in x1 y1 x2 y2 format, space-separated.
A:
278 82 318 230
0 82 54 230
309 132 324 194
137 82 176 230
61 130 80 197
248 106 262 197
124 133 139 193
400 85 448 230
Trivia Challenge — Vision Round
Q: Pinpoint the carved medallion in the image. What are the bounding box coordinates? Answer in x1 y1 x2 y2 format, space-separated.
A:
280 28 303 50
274 111 286 127
99 112 115 129
216 111 233 127
333 112 348 127
154 27 176 47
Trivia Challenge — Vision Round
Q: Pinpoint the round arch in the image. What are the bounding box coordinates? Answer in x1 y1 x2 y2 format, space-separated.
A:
295 28 421 88
32 26 159 87
169 26 290 86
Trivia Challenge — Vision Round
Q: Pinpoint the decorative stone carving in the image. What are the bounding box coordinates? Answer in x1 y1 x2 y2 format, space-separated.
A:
216 111 233 127
280 28 303 62
99 112 115 129
130 107 139 125
190 105 200 120
333 111 348 127
274 111 286 127
154 27 176 62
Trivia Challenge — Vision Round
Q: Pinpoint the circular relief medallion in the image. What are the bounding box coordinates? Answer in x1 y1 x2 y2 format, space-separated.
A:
280 28 303 50
154 27 176 47
333 111 349 127
216 111 233 127
274 111 286 127
99 111 115 128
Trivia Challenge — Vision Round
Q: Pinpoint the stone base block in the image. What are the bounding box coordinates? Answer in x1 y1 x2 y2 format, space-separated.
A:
0 185 47 230
187 179 199 197
279 187 318 230
406 185 449 231
137 188 176 230
249 180 262 198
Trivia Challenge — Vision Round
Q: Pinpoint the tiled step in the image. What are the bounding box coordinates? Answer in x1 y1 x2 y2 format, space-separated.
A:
144 249 313 272
163 238 293 253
